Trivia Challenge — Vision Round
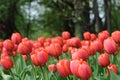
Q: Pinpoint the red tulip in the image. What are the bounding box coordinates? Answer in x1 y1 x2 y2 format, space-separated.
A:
70 59 92 80
48 43 62 58
37 37 45 46
72 48 89 61
69 47 78 55
31 53 39 66
11 32 22 44
17 42 30 55
90 39 103 52
104 38 118 55
0 41 3 52
111 30 120 43
37 50 49 66
83 32 91 40
0 56 13 70
62 44 68 53
3 39 14 51
62 31 71 40
48 64 57 73
98 30 109 43
67 37 81 48
90 33 96 41
81 40 90 46
98 53 110 67
22 55 28 61
89 45 96 55
56 59 71 77
107 64 118 76
51 36 63 47
2 47 10 56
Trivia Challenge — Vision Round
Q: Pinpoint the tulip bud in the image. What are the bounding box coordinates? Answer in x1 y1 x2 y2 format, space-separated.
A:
98 30 109 43
107 64 118 76
37 50 49 66
62 31 71 40
56 59 71 77
98 53 110 67
83 32 91 40
104 38 118 55
48 64 57 73
22 55 28 61
11 32 22 44
37 37 45 46
31 53 40 66
62 44 68 53
90 33 96 41
48 43 62 58
70 59 92 80
72 48 89 61
111 30 120 43
0 41 3 52
90 39 103 52
17 42 30 55
67 37 81 48
3 39 14 51
0 56 13 70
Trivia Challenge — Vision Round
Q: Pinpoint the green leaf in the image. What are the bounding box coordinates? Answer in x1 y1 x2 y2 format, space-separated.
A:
110 70 120 80
1 72 12 80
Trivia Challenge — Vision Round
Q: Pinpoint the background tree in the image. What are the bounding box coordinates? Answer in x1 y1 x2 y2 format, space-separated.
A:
0 0 120 39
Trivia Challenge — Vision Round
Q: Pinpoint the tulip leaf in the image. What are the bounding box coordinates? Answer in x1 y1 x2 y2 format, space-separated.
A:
20 65 32 80
110 70 120 80
1 72 12 80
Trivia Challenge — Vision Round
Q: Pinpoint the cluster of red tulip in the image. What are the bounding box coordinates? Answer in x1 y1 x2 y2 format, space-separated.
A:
0 30 120 80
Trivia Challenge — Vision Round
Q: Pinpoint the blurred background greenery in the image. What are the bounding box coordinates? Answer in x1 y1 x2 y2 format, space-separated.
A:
0 0 120 39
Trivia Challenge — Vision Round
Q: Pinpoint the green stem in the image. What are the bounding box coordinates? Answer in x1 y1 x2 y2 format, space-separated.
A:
115 55 120 66
45 64 49 80
13 56 18 73
67 75 71 80
27 55 36 80
9 69 15 80
40 66 44 80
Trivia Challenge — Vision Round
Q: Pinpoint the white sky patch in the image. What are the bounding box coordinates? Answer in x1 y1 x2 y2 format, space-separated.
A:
21 0 45 20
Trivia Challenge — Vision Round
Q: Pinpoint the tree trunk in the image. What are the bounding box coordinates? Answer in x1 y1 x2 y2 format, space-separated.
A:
5 0 18 39
74 0 90 38
104 0 111 32
93 0 103 33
